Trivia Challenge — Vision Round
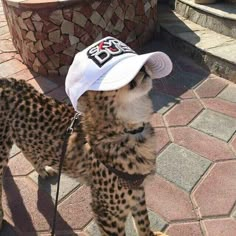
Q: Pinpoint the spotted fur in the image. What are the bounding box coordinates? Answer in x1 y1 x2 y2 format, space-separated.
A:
0 70 167 236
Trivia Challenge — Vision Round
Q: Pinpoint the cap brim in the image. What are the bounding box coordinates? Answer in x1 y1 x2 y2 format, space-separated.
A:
89 52 172 91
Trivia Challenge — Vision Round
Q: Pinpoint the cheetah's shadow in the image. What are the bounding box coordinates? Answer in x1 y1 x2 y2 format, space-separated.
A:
2 168 77 236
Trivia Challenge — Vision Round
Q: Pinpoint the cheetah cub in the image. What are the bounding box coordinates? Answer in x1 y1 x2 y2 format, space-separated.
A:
0 70 167 235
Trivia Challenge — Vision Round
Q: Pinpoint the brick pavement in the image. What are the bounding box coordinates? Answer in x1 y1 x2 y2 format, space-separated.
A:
0 2 236 235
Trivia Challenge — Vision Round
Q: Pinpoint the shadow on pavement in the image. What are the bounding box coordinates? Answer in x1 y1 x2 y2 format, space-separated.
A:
2 169 76 235
139 4 211 111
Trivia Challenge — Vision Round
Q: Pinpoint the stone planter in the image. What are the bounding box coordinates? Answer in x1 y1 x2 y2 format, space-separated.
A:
2 0 158 77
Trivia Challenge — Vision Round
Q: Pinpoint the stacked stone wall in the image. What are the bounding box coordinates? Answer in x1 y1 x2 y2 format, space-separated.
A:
3 0 158 76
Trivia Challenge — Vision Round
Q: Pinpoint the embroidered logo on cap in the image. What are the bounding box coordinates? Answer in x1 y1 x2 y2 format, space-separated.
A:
87 37 135 67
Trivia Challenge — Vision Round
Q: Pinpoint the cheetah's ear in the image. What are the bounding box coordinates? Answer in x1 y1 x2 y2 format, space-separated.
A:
144 64 153 78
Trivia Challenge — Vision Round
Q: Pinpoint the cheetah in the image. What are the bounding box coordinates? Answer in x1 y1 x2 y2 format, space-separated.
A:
0 68 167 235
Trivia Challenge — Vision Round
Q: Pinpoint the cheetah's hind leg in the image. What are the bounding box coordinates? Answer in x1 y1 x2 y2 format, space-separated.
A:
0 127 13 229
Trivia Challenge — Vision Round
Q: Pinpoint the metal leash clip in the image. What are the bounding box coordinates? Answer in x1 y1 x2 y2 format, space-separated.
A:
67 112 81 134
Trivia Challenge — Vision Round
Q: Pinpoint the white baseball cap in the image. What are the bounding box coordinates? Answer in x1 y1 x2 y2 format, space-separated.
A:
65 36 172 110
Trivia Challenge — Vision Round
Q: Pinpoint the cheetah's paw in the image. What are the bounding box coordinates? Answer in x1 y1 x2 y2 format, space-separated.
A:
38 166 58 179
45 166 58 177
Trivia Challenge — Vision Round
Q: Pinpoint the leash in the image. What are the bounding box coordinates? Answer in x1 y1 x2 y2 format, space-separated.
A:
51 113 81 236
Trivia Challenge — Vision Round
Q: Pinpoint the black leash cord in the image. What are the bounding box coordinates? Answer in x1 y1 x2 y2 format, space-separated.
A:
51 113 80 236
51 132 70 236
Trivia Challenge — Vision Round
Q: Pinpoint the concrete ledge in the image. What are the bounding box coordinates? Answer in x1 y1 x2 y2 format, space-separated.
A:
175 0 236 39
158 5 236 82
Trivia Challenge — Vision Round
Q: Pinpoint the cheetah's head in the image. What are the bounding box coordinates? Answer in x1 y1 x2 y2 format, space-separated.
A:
78 66 153 128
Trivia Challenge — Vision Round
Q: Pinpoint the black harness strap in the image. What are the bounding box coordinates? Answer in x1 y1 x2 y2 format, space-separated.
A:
103 162 148 189
51 113 80 236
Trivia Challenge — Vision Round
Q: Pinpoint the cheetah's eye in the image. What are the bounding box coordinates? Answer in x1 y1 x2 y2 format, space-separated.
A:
129 79 137 90
140 66 148 75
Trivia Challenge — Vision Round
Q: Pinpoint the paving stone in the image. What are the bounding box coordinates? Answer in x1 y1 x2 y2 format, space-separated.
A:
218 85 236 103
0 59 27 77
150 113 165 127
85 210 167 236
193 161 236 217
5 153 34 177
190 109 236 142
155 128 170 154
195 78 228 98
231 136 236 153
28 76 58 94
57 186 93 230
164 99 203 126
47 86 68 101
203 218 236 236
0 52 15 63
153 79 196 99
148 210 168 232
202 98 236 119
0 32 12 40
0 25 9 36
29 171 79 201
232 208 236 219
149 90 178 114
9 144 21 158
171 127 235 161
84 220 100 236
156 143 211 192
0 40 16 52
173 70 206 90
125 211 166 236
0 14 6 22
145 175 197 221
0 22 7 28
166 222 203 236
2 177 55 232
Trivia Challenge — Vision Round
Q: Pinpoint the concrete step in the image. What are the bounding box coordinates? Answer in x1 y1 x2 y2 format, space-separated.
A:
157 5 236 82
175 0 236 39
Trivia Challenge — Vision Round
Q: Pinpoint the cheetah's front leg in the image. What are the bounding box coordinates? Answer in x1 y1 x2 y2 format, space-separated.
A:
0 127 13 229
131 190 168 236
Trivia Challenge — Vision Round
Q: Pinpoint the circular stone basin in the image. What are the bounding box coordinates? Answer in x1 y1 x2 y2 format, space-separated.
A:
2 0 158 77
